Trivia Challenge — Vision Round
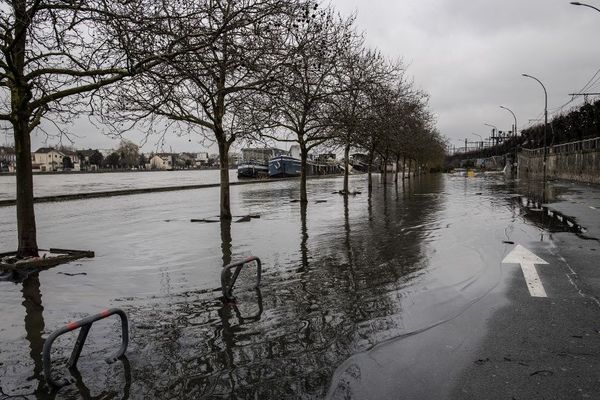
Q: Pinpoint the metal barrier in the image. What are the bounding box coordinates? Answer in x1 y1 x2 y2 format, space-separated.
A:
43 308 129 387
221 256 262 301
521 136 600 157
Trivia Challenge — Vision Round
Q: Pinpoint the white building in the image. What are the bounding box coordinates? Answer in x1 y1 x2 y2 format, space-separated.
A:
196 152 209 166
31 148 80 172
149 154 174 170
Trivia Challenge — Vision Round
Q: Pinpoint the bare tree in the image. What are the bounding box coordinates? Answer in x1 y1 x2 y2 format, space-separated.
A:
260 5 354 203
101 0 295 219
329 46 395 193
0 0 208 257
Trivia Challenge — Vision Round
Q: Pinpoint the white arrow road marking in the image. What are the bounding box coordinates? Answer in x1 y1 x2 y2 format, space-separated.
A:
503 245 549 298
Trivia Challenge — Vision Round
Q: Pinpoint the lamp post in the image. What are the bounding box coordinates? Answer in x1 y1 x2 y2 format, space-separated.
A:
471 133 483 148
570 1 600 13
500 106 518 137
522 73 548 193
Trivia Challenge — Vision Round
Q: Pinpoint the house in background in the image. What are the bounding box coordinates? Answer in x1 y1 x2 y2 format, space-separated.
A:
0 146 16 172
150 153 174 170
196 152 209 167
32 148 62 172
32 147 80 172
78 149 104 171
60 149 81 171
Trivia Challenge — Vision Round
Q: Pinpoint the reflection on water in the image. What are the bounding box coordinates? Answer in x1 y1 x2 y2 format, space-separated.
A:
21 273 48 397
0 174 531 398
113 178 447 398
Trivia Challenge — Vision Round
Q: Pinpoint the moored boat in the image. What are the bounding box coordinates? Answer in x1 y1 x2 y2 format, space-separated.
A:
237 161 269 178
268 155 341 178
268 155 302 178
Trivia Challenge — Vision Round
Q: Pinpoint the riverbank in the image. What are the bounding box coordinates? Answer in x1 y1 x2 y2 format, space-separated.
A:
0 174 346 207
0 166 222 176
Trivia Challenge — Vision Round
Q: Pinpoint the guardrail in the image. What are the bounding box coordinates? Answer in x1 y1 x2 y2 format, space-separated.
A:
520 136 600 157
221 256 262 301
43 308 129 387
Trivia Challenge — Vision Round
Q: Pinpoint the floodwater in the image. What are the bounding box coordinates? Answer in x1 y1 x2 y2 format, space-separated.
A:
0 173 568 398
0 169 238 200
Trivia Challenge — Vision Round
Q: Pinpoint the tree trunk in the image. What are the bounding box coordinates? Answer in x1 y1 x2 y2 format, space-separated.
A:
394 154 400 183
217 140 232 219
13 0 38 258
14 110 38 258
407 158 412 179
367 149 374 193
402 156 406 180
382 156 388 186
300 144 308 203
343 143 350 194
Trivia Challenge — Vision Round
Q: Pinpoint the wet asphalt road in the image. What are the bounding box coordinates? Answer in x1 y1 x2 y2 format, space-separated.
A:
1 173 600 399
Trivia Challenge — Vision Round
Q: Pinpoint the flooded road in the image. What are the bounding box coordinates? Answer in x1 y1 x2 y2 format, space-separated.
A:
0 174 588 398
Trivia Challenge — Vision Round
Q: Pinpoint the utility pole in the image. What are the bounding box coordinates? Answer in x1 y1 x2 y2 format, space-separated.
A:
568 93 600 104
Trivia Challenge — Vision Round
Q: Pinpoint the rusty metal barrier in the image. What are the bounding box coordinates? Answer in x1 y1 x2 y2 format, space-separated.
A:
221 256 262 301
43 308 129 387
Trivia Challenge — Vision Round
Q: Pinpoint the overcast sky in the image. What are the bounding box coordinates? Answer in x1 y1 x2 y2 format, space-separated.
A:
18 0 600 153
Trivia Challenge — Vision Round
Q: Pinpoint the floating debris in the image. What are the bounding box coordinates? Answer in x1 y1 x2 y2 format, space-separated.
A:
503 241 515 245
57 272 88 277
336 190 362 195
315 200 327 204
530 370 554 377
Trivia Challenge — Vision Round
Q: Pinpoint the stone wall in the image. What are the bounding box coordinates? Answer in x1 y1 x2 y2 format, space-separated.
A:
518 147 600 184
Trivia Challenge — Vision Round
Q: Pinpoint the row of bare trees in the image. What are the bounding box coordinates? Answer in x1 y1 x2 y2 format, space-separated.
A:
1 0 444 258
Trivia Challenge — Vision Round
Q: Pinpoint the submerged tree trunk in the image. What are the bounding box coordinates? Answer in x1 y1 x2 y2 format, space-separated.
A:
382 156 388 186
217 140 232 220
343 143 350 194
300 144 308 203
367 148 374 194
394 154 400 183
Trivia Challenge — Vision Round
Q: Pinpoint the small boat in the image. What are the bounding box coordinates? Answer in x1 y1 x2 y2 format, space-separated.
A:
237 161 268 178
268 155 302 178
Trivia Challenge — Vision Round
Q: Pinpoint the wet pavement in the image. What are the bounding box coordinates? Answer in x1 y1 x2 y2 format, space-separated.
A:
1 173 599 399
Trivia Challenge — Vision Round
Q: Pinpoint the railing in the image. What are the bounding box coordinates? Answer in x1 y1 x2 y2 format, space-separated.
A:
521 136 600 157
43 308 129 387
221 256 262 301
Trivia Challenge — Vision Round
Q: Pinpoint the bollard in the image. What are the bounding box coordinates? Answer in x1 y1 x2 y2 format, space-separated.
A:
43 308 129 387
221 256 262 301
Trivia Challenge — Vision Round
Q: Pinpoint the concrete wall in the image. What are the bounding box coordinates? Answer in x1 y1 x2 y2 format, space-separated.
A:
518 148 600 184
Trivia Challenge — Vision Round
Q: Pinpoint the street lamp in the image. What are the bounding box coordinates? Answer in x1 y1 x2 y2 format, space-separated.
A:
522 73 548 191
499 106 518 137
471 133 483 148
570 2 600 13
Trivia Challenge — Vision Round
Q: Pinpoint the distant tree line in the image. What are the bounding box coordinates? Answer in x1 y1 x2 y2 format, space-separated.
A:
1 0 444 258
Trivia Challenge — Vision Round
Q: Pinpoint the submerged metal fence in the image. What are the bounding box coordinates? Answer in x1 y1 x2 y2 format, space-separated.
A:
43 308 129 387
221 256 262 301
